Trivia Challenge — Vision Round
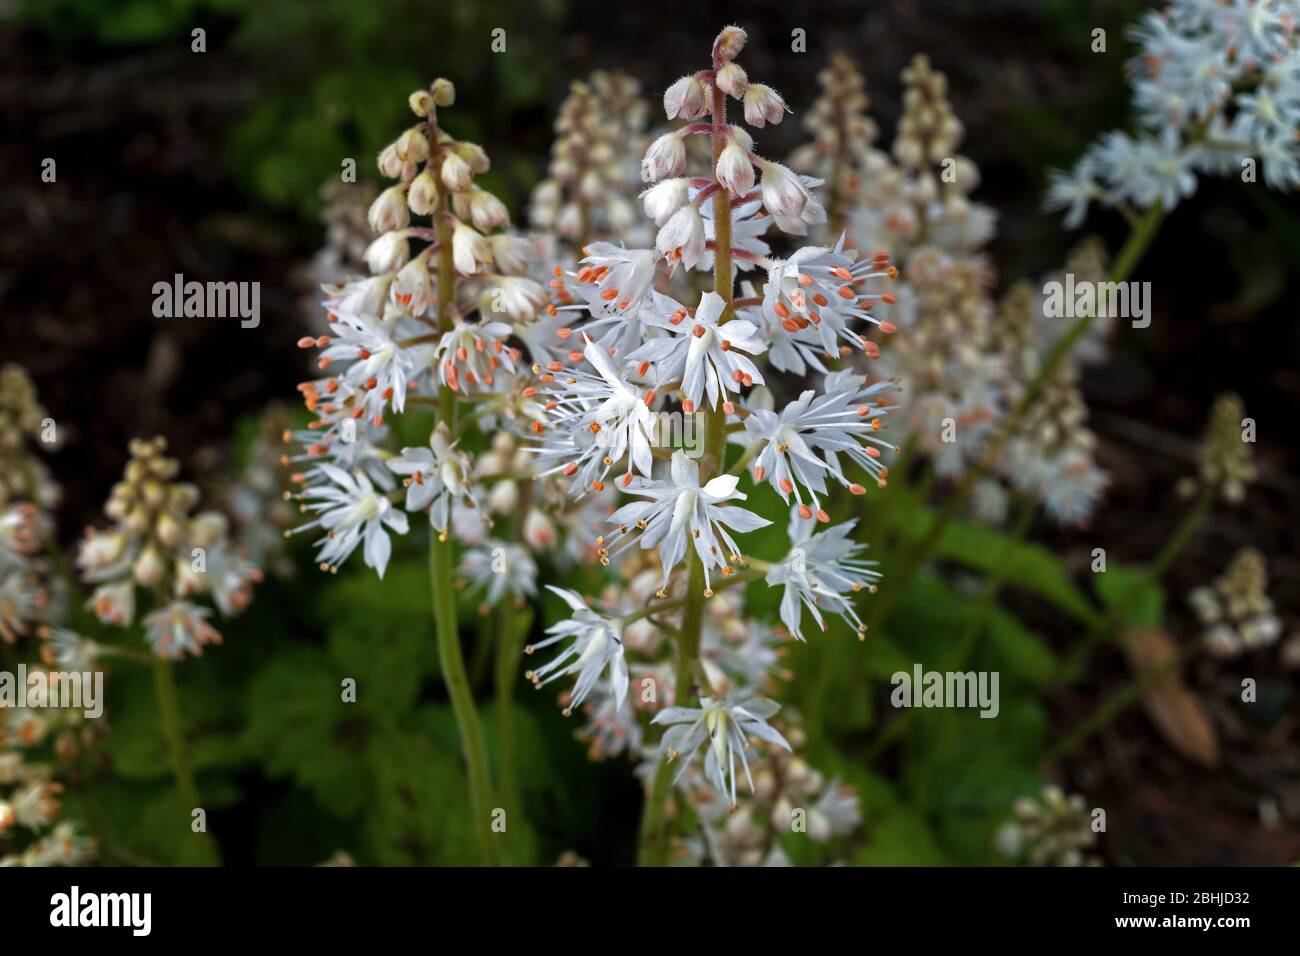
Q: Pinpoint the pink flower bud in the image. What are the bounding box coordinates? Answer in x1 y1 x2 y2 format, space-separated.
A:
641 131 686 183
663 75 708 121
716 141 755 196
715 62 748 99
743 84 787 127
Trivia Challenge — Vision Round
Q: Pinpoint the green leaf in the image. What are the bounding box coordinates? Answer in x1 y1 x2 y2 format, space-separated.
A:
983 608 1058 687
1094 564 1164 629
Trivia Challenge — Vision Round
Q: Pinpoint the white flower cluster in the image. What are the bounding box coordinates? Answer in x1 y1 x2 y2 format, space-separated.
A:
1048 0 1300 227
288 31 898 813
1190 547 1282 657
0 366 97 866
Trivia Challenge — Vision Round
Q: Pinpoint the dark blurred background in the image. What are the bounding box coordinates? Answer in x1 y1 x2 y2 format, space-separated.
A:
2 0 1298 864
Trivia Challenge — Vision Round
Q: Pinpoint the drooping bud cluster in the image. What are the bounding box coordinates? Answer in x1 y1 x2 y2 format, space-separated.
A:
529 72 650 247
1190 547 1282 657
0 365 57 511
78 436 260 657
994 785 1102 867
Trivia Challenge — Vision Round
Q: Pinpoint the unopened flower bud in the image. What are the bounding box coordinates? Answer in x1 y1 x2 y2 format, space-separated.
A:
441 151 474 192
489 234 535 275
451 221 493 276
133 546 165 587
368 184 411 234
431 78 456 107
364 231 411 274
454 142 490 174
408 89 433 116
523 509 556 549
743 83 787 127
407 169 439 215
664 75 707 121
640 131 686 183
640 178 690 226
394 128 429 164
715 62 748 99
712 25 747 63
715 140 755 196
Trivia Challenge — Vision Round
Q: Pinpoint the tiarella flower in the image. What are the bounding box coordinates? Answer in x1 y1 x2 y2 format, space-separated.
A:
568 243 657 319
460 540 538 604
87 580 134 627
528 335 657 494
715 62 749 99
808 779 862 841
699 196 772 272
641 131 687 182
39 627 99 671
526 585 629 714
0 570 44 643
293 464 409 577
195 542 262 617
654 204 706 270
628 290 766 412
317 311 423 419
599 451 770 595
765 510 880 641
325 274 394 320
387 424 479 535
433 320 517 394
744 374 894 517
75 528 129 582
651 695 791 804
142 600 221 659
640 179 691 226
453 188 510 232
759 239 897 359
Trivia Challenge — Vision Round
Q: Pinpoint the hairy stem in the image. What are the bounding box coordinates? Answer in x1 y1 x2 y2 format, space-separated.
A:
152 656 219 865
638 81 734 866
430 166 500 866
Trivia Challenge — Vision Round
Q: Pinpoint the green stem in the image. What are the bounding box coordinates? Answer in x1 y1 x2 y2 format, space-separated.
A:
428 148 500 866
152 656 219 865
638 80 734 867
863 203 1165 633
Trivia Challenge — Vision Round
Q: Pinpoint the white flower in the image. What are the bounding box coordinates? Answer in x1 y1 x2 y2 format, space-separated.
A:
294 464 409 577
433 319 517 394
744 374 894 516
641 131 687 182
387 423 479 534
526 586 628 714
318 311 422 418
479 275 547 322
460 540 537 604
451 221 493 276
765 511 880 641
600 451 770 594
528 335 657 494
569 243 657 319
651 695 791 804
1045 156 1107 229
654 204 706 270
86 580 134 627
715 139 755 196
142 600 222 659
628 290 766 412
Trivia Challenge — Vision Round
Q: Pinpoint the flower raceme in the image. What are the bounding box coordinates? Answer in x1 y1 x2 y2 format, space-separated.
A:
285 36 900 814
